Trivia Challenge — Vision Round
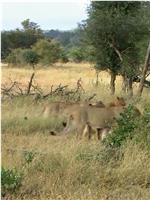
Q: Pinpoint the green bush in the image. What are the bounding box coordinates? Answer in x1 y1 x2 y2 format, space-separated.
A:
68 47 85 63
22 49 39 69
6 48 25 65
60 50 69 63
133 103 150 149
1 167 22 193
32 39 62 65
103 105 140 148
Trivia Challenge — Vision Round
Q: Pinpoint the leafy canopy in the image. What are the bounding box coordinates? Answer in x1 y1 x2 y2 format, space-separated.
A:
86 1 150 76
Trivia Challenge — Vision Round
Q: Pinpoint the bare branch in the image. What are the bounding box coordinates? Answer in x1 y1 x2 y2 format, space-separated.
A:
27 72 35 95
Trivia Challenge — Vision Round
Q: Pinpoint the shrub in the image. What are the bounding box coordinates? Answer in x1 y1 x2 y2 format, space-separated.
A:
6 48 25 65
59 50 69 63
132 103 150 149
103 105 139 148
22 49 39 69
1 167 22 193
68 47 85 63
32 39 62 65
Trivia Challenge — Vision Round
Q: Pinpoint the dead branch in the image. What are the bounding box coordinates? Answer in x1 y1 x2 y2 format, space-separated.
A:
146 71 150 78
77 78 85 92
87 93 97 101
27 72 35 95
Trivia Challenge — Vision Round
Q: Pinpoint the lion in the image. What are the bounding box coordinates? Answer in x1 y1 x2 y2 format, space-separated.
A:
82 122 112 140
60 105 123 137
61 102 141 140
45 97 122 136
43 100 106 118
107 96 126 107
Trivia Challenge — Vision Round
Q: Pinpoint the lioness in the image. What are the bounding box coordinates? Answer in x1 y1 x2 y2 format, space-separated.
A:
44 97 126 138
43 101 74 118
61 105 124 137
43 100 105 118
107 96 126 107
89 100 105 108
61 102 141 140
82 122 111 140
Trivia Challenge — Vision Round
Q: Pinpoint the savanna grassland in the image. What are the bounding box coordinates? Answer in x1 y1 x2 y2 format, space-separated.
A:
2 63 150 200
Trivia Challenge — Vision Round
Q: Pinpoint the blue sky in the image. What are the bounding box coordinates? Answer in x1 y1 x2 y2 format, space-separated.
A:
1 1 90 31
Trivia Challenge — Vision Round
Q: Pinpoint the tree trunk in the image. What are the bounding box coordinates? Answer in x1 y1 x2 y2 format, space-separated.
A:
32 64 35 70
137 42 150 96
122 74 128 93
128 77 133 97
110 71 116 95
95 70 99 87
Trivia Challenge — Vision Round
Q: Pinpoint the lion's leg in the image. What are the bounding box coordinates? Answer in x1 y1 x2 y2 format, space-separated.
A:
81 122 93 140
101 127 111 141
97 128 103 140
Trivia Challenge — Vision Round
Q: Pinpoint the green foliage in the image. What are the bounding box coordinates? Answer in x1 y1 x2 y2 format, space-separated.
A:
68 47 85 63
86 2 150 76
6 48 25 65
33 39 62 65
1 19 43 60
1 167 22 193
6 48 39 67
22 49 39 68
21 19 42 35
59 50 69 63
133 103 150 149
104 103 150 149
45 29 76 47
104 105 139 147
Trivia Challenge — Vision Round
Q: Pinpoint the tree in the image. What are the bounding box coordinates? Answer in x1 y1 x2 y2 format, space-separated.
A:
1 19 43 60
21 19 42 35
137 42 150 96
32 39 62 65
22 50 39 69
85 1 150 95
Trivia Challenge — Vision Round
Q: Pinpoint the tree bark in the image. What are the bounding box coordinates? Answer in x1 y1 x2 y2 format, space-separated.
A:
95 70 99 87
32 64 35 70
137 42 150 96
128 77 133 97
122 74 128 93
110 71 116 95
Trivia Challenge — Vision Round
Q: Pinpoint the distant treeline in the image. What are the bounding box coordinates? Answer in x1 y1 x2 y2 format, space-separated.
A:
44 29 76 47
1 19 92 65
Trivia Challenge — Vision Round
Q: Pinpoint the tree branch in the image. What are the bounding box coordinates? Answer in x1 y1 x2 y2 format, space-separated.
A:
27 72 35 95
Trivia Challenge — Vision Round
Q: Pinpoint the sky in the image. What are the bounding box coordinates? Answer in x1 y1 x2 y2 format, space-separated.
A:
1 0 90 31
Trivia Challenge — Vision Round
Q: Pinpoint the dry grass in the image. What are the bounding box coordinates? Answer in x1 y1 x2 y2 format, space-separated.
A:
2 62 150 99
1 63 150 200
